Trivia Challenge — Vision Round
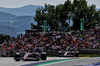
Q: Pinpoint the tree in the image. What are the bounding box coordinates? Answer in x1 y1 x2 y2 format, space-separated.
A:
43 4 58 31
34 4 69 31
33 0 100 31
56 4 68 31
72 0 99 30
64 0 72 31
0 34 10 44
85 4 100 29
72 0 88 30
31 23 42 30
34 7 44 25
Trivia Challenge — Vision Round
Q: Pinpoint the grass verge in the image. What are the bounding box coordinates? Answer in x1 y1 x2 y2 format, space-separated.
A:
79 54 100 57
47 54 100 57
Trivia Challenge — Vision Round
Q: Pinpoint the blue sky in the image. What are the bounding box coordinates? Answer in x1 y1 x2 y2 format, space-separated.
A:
0 0 100 8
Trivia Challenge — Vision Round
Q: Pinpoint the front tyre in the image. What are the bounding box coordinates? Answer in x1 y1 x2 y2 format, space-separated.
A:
41 54 47 60
15 59 20 61
14 52 21 61
14 57 20 61
36 55 40 61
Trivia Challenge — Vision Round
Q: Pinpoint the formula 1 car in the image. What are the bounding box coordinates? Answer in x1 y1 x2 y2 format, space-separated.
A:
14 51 47 61
58 51 79 57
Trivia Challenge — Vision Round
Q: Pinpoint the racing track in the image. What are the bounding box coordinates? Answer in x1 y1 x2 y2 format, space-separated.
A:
0 57 100 66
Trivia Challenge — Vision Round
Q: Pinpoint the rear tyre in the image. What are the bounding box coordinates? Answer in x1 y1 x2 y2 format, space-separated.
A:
15 59 20 61
41 54 47 60
14 52 21 61
75 51 79 57
36 55 40 61
75 53 79 57
14 57 20 61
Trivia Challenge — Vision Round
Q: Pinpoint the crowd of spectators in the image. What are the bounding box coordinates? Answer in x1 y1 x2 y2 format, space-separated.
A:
0 28 100 56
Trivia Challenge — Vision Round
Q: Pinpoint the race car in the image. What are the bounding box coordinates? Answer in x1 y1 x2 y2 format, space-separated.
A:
63 51 74 57
14 51 47 61
58 51 74 57
58 51 79 57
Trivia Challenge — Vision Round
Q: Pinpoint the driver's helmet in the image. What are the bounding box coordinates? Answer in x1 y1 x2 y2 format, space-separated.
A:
35 48 41 52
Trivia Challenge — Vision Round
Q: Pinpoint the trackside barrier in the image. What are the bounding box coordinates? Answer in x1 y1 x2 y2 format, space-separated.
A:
79 49 100 54
0 49 100 57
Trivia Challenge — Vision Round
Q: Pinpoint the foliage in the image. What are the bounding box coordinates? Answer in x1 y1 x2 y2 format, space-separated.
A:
34 3 69 31
31 23 42 30
33 0 100 31
0 34 10 44
79 54 100 57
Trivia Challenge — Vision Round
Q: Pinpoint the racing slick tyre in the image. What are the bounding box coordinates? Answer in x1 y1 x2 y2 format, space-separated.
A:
71 51 75 57
35 52 40 61
58 51 63 57
41 54 47 60
14 52 21 61
75 53 79 57
58 53 63 57
75 51 79 57
36 55 40 61
14 57 20 61
15 59 20 61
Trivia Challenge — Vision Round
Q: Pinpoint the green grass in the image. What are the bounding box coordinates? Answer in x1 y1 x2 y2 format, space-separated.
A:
79 54 100 57
47 55 58 57
47 54 100 57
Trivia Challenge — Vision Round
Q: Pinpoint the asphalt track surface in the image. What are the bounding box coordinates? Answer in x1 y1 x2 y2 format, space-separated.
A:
0 57 100 66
